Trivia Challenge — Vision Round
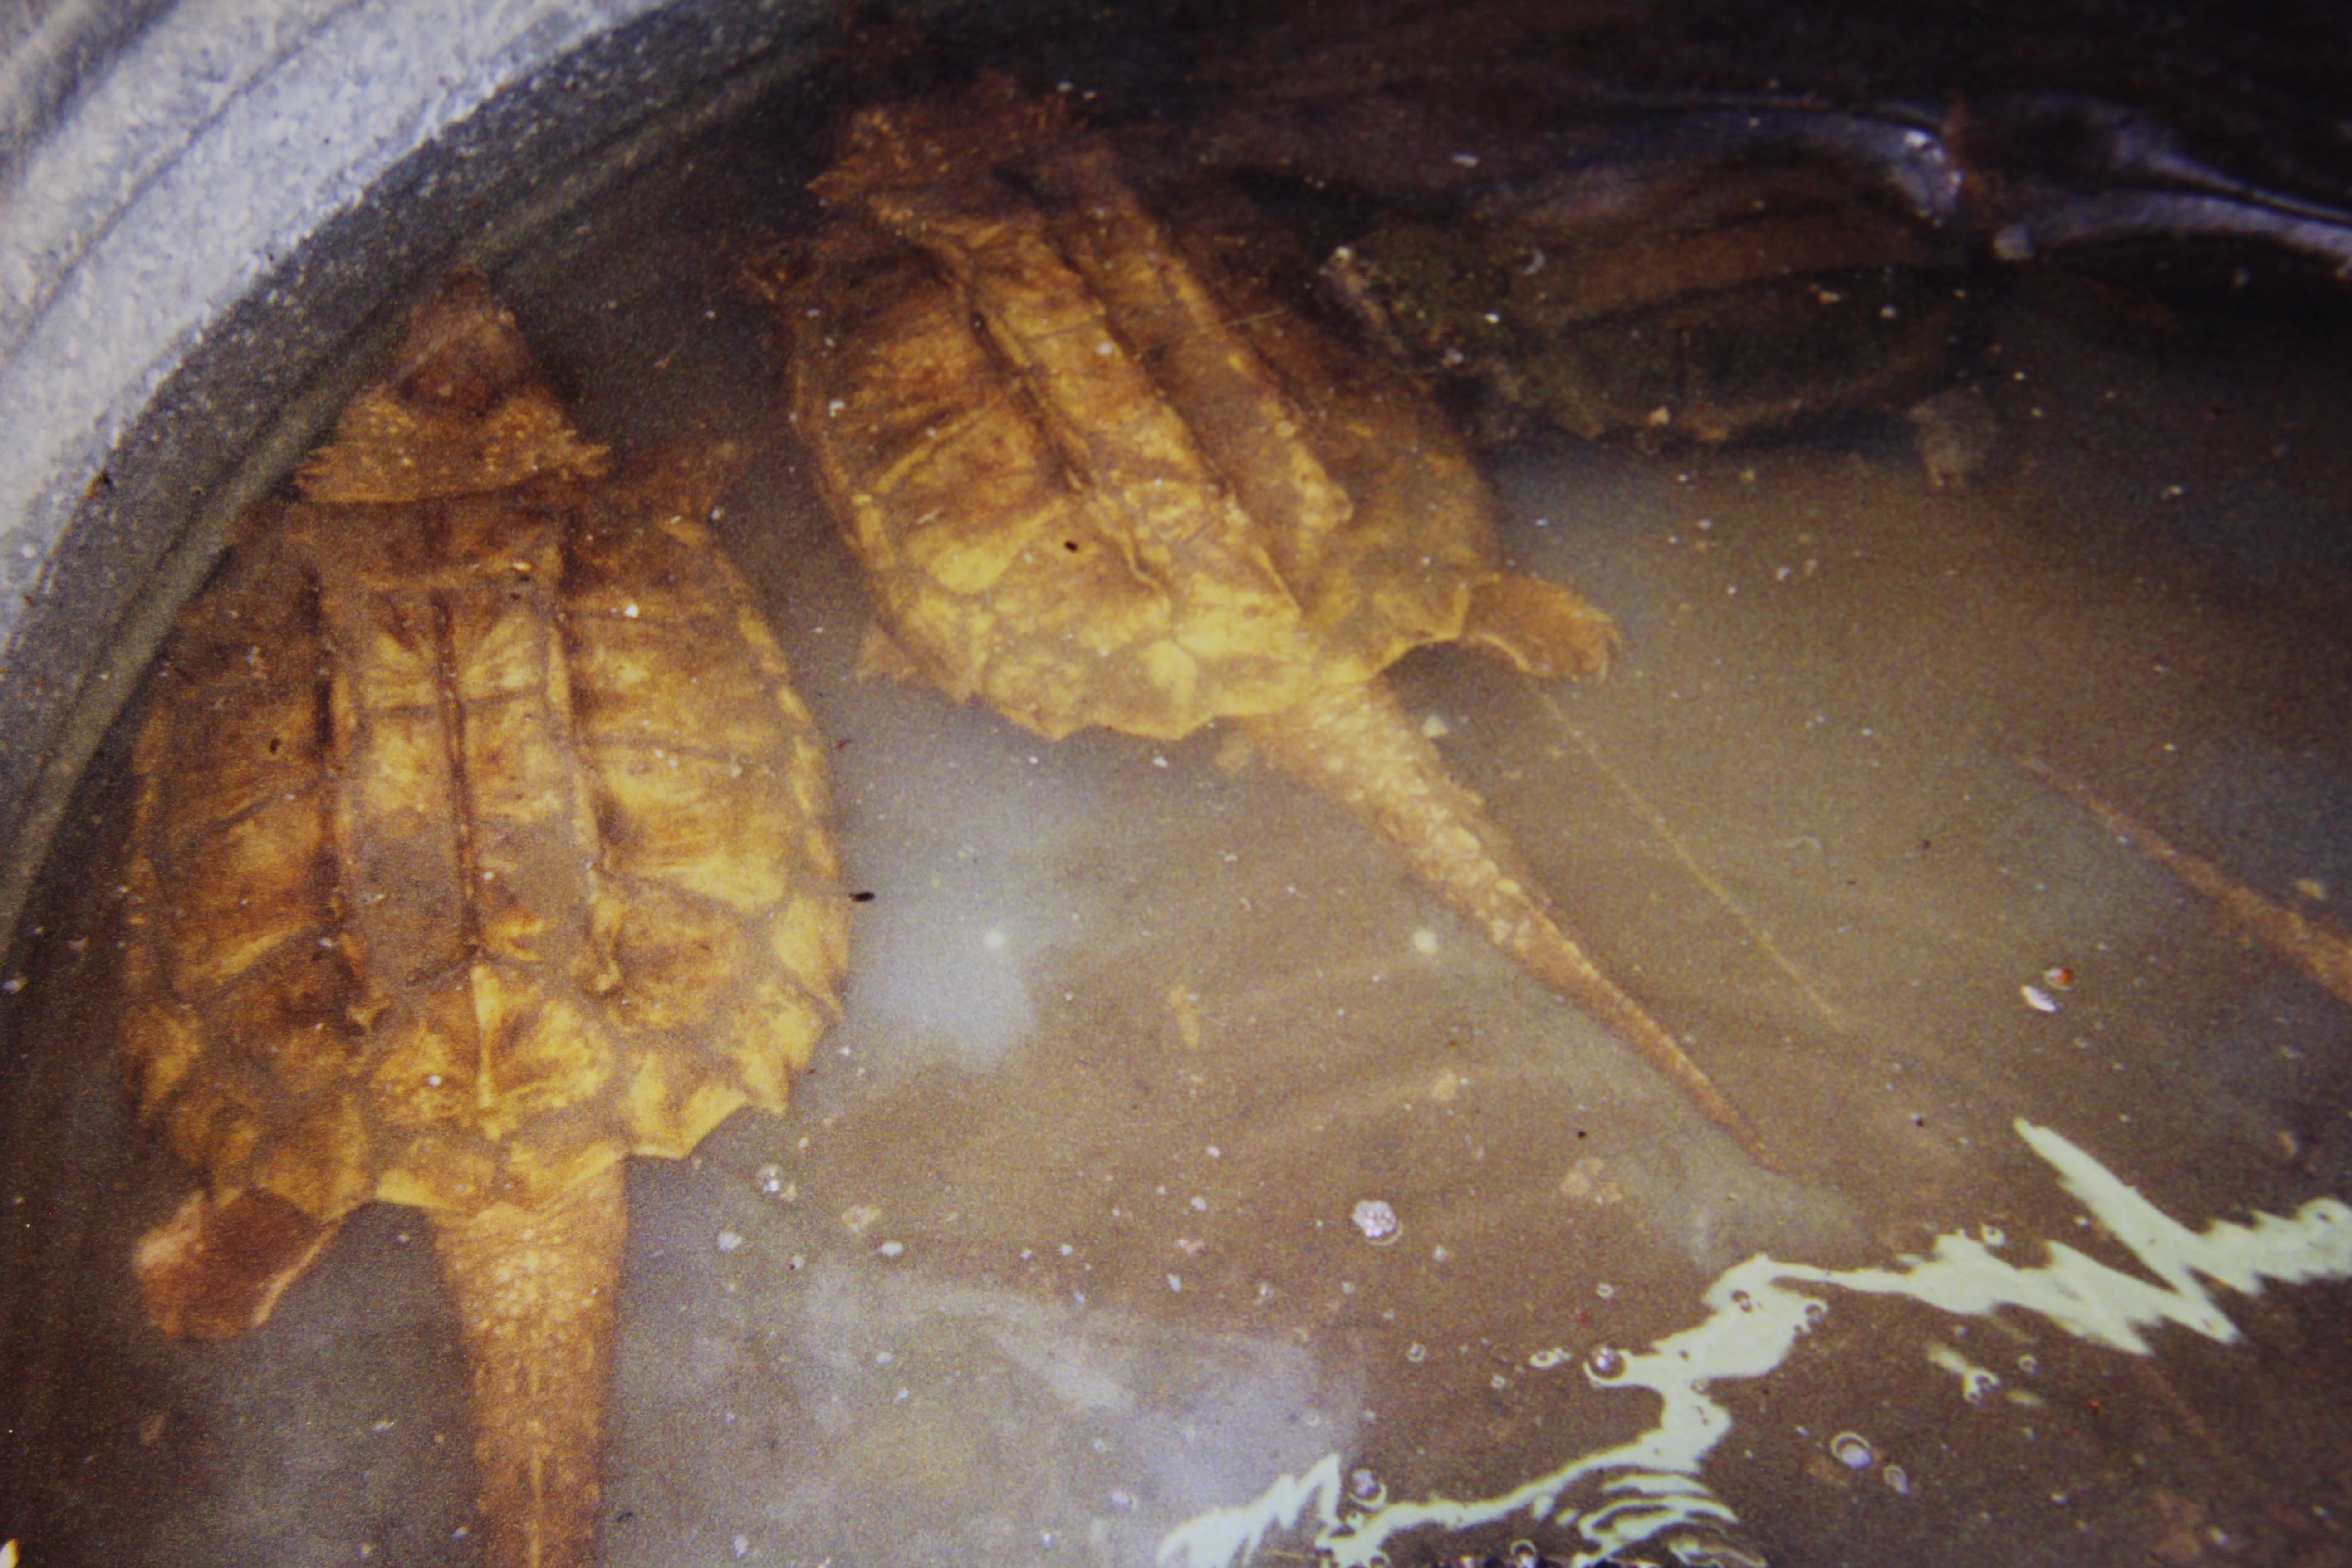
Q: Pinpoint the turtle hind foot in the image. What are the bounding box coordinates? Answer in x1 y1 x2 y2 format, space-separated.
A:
133 1187 341 1340
1461 575 1620 680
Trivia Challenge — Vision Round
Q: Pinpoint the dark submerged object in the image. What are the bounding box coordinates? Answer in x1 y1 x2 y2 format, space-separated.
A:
1161 0 2352 446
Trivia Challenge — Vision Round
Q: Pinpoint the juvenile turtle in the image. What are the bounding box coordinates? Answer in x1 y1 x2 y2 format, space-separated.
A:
758 82 1773 1166
119 271 847 1567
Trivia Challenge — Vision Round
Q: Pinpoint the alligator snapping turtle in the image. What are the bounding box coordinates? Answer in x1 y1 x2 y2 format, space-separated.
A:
1319 209 1965 447
119 271 847 1567
758 82 1771 1165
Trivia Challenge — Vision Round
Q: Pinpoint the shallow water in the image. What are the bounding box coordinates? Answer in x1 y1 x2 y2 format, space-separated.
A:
5 69 2352 1568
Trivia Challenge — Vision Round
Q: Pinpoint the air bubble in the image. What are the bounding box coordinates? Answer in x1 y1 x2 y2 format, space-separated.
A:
1511 1544 1544 1568
1801 1299 1828 1327
1883 1465 1912 1496
752 1163 789 1197
1831 1431 1875 1470
1731 1289 1755 1312
2016 1354 2039 1376
1406 1343 1427 1363
1352 1199 1402 1244
1348 1466 1385 1505
1587 1346 1625 1379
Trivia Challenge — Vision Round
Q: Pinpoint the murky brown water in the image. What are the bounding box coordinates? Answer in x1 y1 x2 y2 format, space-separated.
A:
6 49 2352 1568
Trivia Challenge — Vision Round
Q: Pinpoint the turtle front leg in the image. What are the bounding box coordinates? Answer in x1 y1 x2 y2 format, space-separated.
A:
1241 676 1778 1169
429 1157 627 1568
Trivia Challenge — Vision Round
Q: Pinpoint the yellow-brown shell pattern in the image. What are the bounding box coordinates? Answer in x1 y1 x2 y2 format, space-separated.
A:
122 352 845 1226
780 82 1503 741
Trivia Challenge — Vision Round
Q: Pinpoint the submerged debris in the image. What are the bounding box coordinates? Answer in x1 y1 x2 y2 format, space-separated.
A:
2021 756 2352 1009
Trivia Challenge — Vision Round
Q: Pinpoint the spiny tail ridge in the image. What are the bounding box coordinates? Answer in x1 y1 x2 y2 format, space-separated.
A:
429 1158 627 1568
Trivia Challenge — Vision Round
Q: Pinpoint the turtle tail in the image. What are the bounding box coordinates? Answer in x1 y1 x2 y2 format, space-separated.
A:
429 1159 627 1568
1242 678 1778 1170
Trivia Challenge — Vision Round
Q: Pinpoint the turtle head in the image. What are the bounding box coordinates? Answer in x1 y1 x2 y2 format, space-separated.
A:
296 268 610 505
382 267 541 418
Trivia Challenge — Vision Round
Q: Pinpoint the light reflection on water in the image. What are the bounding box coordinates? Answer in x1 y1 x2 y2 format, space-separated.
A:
1158 1118 2352 1568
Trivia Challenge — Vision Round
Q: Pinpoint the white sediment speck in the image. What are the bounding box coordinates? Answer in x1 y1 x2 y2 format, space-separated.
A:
1831 1431 1876 1470
1352 1199 1401 1245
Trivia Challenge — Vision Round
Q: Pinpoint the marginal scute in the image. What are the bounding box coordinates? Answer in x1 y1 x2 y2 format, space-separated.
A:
468 965 616 1143
122 1000 205 1112
493 1128 627 1214
769 896 851 1006
254 1088 375 1219
725 989 828 1112
621 1052 748 1161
